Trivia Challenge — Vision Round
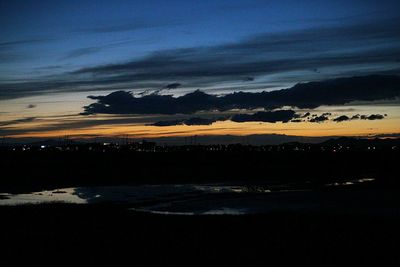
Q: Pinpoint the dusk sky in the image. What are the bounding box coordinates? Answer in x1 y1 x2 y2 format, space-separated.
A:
1 0 400 141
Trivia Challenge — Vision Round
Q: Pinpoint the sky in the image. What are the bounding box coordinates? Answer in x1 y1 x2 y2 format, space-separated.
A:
1 0 400 142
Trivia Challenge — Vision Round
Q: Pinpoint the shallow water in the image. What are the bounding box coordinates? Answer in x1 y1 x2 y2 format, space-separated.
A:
0 178 377 214
0 184 269 206
0 188 86 205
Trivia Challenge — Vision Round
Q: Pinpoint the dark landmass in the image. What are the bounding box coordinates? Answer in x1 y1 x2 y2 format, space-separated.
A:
0 137 398 193
1 137 399 266
4 133 400 147
1 203 400 266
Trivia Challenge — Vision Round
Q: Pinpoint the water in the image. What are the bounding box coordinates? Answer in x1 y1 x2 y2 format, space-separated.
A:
0 188 86 205
0 184 270 206
0 178 377 214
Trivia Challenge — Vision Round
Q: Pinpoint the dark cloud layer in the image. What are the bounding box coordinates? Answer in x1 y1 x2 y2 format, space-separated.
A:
231 110 296 123
333 114 386 122
152 117 221 127
74 20 400 82
309 115 329 123
1 19 400 100
362 114 385 120
150 111 388 127
0 117 36 127
164 83 182 89
82 75 400 115
333 115 351 122
151 111 297 126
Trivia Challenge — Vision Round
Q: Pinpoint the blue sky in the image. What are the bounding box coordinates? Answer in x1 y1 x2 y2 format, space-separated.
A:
1 0 399 84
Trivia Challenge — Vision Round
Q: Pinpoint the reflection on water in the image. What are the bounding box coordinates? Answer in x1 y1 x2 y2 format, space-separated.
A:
132 207 247 216
0 188 87 205
0 178 376 214
326 178 375 187
0 184 254 206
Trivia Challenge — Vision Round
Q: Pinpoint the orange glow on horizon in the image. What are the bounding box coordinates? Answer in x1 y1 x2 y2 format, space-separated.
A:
7 120 400 139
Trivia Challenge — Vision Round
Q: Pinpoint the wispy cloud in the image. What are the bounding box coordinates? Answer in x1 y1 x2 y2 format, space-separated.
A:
60 39 139 60
231 110 296 123
0 117 37 127
75 18 181 34
1 19 399 99
0 38 53 48
74 19 400 79
62 47 103 60
0 37 54 64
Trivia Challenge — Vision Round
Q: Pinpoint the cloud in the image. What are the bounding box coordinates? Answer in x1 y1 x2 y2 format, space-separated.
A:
61 40 141 61
83 90 215 115
333 113 386 122
0 117 36 127
82 75 400 115
150 110 388 127
71 19 400 84
243 77 254 82
76 19 180 34
164 83 182 89
0 38 53 48
184 117 221 125
362 114 385 120
62 47 103 60
309 115 329 123
231 110 296 123
1 19 400 99
0 115 172 135
0 38 55 64
333 115 350 122
152 120 184 127
151 111 297 126
152 117 222 127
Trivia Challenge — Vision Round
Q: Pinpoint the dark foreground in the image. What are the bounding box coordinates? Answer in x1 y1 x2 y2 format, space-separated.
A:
1 148 398 193
1 143 399 266
1 204 400 266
